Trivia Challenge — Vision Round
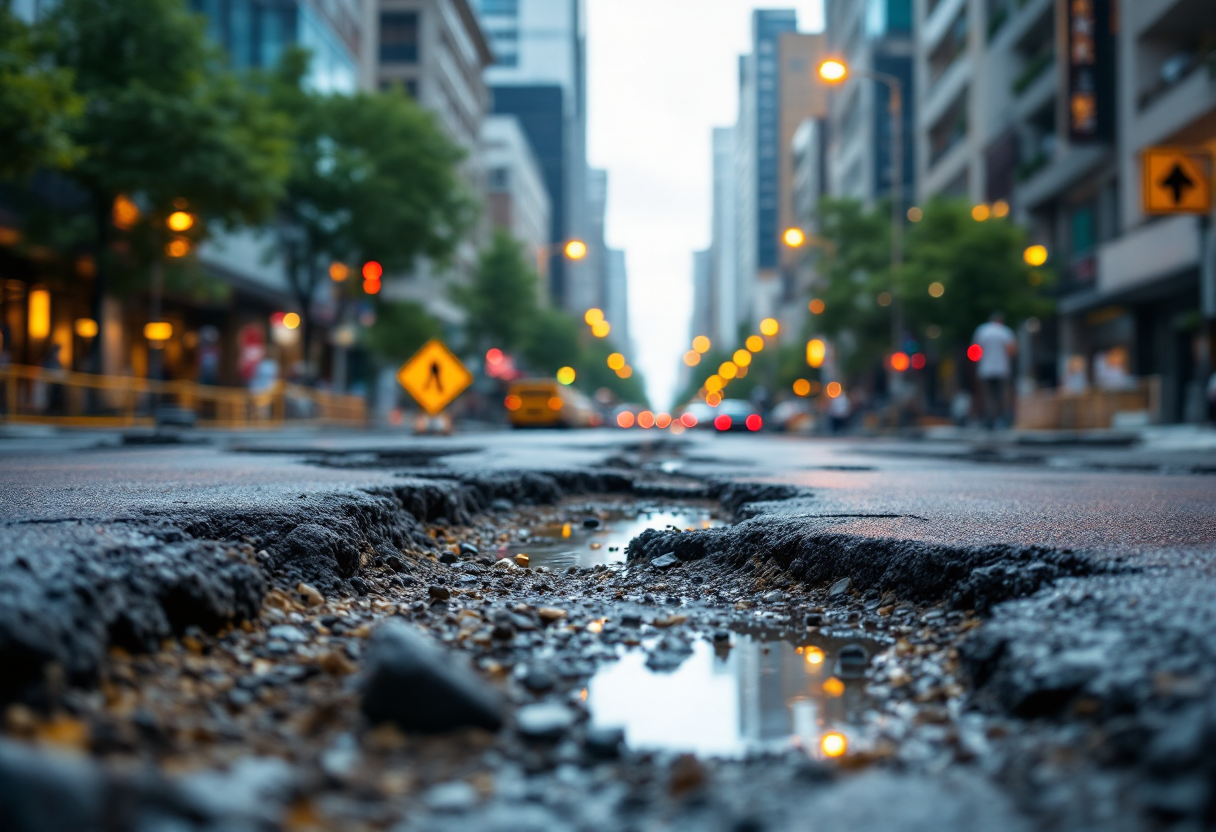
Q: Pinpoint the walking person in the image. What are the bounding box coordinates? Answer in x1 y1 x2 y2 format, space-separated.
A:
972 312 1017 429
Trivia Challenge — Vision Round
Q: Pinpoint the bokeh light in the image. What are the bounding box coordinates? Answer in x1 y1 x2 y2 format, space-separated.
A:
968 344 984 362
826 382 843 398
746 335 765 352
891 351 910 372
683 350 701 367
692 335 711 354
793 379 811 397
616 411 635 428
584 308 604 325
759 317 779 337
608 352 626 370
782 227 805 247
637 411 655 429
929 281 945 297
718 362 737 380
821 732 847 758
592 320 611 338
556 366 576 385
733 349 752 367
282 312 301 330
808 299 825 315
362 261 383 281
166 211 194 232
329 262 349 281
807 339 825 368
1024 244 1049 266
564 239 588 260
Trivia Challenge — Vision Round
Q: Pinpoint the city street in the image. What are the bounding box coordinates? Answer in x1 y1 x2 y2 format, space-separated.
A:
2 425 1215 831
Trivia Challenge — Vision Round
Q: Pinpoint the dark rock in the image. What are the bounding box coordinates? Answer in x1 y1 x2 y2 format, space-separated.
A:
836 644 869 678
386 555 410 573
582 517 602 529
459 542 480 557
428 585 451 602
712 630 731 643
805 612 824 627
621 613 642 627
762 591 786 604
584 726 624 759
652 553 680 569
360 621 503 733
516 702 575 740
438 552 458 565
521 667 555 693
266 624 308 644
828 578 852 597
491 498 514 512
349 576 369 595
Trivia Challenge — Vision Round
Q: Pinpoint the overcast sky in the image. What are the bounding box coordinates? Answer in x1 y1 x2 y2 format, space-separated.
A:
586 0 825 409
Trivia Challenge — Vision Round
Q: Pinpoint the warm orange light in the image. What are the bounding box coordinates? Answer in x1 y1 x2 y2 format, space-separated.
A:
705 392 722 406
592 320 611 338
823 677 845 697
972 204 991 222
329 262 350 281
746 335 764 352
616 411 635 428
28 289 51 339
165 239 190 258
616 365 632 378
655 413 672 428
804 646 825 665
607 352 626 370
75 318 98 339
808 299 825 315
362 261 383 281
1024 244 1048 266
637 410 656 429
144 322 173 342
504 394 522 411
733 349 752 367
166 211 194 232
683 350 701 367
692 335 711 354
282 312 301 330
760 317 779 337
807 339 826 368
891 351 910 372
877 291 892 307
793 379 811 397
929 281 945 298
818 59 848 83
704 375 724 393
548 396 563 411
718 362 737 380
112 195 140 230
584 308 604 326
907 207 923 222
556 366 576 385
363 279 381 295
564 240 588 260
820 732 847 757
826 381 842 399
782 227 806 248
992 199 1010 218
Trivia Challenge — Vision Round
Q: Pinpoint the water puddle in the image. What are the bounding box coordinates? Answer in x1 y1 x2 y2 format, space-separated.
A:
586 628 880 759
515 508 720 569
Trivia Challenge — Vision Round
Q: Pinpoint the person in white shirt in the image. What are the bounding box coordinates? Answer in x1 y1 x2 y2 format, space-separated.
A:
972 312 1017 429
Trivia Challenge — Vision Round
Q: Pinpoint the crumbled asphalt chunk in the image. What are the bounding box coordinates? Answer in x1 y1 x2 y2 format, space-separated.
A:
828 577 852 597
651 552 680 569
360 621 503 733
584 726 624 758
427 585 451 601
582 517 601 529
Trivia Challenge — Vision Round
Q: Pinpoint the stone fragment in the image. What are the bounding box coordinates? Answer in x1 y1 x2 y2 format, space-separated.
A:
493 558 518 571
669 753 707 797
584 727 624 759
582 517 601 529
829 577 852 597
267 624 309 644
428 585 451 601
439 552 458 565
459 542 479 557
513 553 530 567
318 649 356 676
651 553 680 569
537 607 567 623
386 555 410 573
516 702 575 740
297 582 325 608
360 621 503 733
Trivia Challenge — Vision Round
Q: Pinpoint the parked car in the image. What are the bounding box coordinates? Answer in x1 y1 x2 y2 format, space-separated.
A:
711 399 763 432
505 379 601 428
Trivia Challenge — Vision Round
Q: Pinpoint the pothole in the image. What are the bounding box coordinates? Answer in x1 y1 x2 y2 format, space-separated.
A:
513 506 722 569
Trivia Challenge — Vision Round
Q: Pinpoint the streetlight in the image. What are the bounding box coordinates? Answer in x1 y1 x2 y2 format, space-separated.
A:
816 57 905 413
536 239 588 275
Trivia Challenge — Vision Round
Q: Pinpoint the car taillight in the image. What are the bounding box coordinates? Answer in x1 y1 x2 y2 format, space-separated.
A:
714 414 732 431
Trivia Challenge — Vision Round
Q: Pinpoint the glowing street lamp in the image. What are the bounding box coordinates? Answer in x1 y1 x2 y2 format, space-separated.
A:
818 59 848 83
564 239 588 260
782 227 806 248
1024 244 1049 267
166 211 195 232
759 317 780 337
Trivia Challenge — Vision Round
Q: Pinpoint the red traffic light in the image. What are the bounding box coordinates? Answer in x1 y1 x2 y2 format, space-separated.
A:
891 351 910 372
911 353 927 370
967 344 983 362
362 261 383 281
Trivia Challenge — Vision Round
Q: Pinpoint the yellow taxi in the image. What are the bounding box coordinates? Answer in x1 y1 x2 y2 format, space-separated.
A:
504 379 600 428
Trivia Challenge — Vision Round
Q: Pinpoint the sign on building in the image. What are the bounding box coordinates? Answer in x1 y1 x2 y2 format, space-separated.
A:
1142 148 1213 216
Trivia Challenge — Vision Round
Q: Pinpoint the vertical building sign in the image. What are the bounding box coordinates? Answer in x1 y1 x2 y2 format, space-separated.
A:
1066 0 1113 143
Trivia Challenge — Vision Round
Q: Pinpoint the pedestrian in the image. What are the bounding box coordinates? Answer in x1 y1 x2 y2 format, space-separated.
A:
972 311 1017 429
828 388 851 434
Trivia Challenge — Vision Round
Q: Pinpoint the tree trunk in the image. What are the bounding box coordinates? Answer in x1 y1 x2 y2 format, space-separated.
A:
90 193 111 376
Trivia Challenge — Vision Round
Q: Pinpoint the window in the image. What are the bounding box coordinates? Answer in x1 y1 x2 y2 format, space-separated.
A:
478 0 518 14
379 12 418 63
1071 204 1095 255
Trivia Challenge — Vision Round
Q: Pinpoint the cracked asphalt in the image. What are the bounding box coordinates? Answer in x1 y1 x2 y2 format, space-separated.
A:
1 425 1215 832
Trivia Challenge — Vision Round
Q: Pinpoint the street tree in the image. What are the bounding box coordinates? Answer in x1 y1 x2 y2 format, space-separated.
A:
364 300 442 363
0 7 81 179
271 52 474 369
39 0 291 362
454 230 541 354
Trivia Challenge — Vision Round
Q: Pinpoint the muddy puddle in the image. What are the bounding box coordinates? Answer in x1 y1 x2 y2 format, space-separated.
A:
586 627 881 760
510 508 721 569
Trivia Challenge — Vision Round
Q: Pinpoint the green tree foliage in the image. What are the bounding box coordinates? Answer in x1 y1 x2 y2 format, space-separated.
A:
453 230 540 353
813 196 1053 379
364 300 442 363
272 53 475 317
0 7 81 178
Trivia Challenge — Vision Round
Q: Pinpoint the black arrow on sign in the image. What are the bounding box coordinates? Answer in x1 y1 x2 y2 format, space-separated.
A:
1161 163 1195 204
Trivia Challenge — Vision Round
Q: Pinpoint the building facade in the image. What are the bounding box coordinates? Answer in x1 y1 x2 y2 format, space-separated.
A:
481 114 552 301
912 0 1216 422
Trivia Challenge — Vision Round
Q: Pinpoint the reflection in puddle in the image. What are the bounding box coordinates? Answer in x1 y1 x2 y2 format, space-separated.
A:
518 509 719 569
587 631 876 759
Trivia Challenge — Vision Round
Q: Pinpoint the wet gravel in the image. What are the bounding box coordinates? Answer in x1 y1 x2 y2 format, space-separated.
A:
0 461 1212 831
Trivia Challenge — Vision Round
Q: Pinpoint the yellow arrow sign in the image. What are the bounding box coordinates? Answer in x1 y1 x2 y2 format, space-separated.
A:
1143 147 1212 215
397 339 473 416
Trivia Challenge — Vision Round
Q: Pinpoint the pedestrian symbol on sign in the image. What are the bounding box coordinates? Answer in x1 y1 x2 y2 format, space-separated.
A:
1143 148 1212 215
397 340 473 415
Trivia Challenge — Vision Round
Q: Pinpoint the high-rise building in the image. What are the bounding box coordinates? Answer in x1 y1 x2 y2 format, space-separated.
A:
580 167 608 316
477 0 590 312
481 114 552 301
604 248 632 358
711 127 739 348
911 0 1216 423
824 0 915 204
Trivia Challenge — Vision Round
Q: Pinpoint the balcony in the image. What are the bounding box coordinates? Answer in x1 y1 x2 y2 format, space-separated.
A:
1015 144 1108 210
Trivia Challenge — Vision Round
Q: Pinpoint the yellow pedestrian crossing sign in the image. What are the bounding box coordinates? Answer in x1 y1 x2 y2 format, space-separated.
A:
397 339 473 416
1143 147 1212 215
